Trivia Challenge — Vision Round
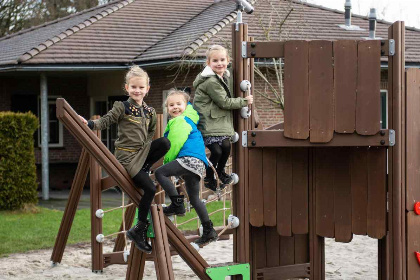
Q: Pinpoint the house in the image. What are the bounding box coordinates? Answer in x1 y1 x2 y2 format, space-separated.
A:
1 0 419 190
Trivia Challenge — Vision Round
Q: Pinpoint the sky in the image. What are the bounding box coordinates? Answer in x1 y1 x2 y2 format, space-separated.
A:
306 0 420 29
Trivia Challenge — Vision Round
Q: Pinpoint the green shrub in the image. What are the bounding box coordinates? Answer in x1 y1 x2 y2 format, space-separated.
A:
0 112 38 210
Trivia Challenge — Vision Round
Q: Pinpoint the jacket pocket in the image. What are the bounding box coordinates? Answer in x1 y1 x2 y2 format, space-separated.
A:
210 107 228 119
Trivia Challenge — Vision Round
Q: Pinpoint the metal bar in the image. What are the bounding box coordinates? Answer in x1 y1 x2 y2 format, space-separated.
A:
40 73 49 200
246 130 392 147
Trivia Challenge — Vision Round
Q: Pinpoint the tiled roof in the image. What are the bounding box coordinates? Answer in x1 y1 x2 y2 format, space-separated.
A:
1 0 420 67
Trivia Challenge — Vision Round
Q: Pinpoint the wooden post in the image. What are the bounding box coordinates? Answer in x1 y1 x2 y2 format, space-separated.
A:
51 149 89 263
126 245 146 280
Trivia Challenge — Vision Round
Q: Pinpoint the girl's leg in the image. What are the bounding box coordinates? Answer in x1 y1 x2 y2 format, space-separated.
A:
205 143 223 179
184 173 210 223
132 170 156 222
142 137 170 171
215 138 231 174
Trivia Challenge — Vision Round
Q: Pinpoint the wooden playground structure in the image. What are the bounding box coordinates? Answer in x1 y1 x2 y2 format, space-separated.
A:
52 20 420 279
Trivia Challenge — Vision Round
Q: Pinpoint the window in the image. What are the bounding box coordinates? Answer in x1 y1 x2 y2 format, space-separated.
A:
37 97 63 147
380 90 388 129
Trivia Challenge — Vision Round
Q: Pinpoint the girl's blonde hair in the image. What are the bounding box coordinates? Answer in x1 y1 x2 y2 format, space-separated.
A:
164 89 190 107
125 65 150 85
206 44 230 63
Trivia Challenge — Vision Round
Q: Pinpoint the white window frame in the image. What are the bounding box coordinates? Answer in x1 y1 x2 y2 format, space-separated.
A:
37 96 63 148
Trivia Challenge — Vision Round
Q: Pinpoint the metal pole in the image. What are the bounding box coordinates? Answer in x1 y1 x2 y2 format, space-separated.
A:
40 73 49 200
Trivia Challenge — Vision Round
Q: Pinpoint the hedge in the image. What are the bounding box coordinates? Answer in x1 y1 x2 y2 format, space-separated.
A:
0 112 39 210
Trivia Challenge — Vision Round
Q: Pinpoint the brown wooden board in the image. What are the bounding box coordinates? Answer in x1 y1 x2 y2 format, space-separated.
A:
280 236 295 266
249 148 264 227
294 234 309 264
292 148 309 235
333 40 357 133
263 148 277 226
265 227 280 267
255 264 310 279
356 40 381 135
367 147 387 239
333 147 353 243
284 40 309 139
126 245 146 280
406 68 420 210
246 41 285 58
90 155 103 271
309 41 334 143
254 227 267 269
277 148 293 236
315 148 335 238
351 147 368 235
407 211 420 279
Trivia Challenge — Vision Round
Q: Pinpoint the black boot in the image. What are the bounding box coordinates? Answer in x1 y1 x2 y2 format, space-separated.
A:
204 177 217 192
194 220 219 247
126 220 152 254
163 195 186 216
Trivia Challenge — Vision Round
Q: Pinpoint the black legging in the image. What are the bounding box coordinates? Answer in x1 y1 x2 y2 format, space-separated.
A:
155 161 210 223
133 137 170 222
206 138 231 179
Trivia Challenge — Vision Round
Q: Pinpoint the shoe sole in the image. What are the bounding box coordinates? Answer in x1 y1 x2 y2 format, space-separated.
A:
196 236 219 248
126 231 152 254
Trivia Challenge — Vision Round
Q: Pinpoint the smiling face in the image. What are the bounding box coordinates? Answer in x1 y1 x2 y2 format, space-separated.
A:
125 77 150 105
207 49 229 76
166 94 187 118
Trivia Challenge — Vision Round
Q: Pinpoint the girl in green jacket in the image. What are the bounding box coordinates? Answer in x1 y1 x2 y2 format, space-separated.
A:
80 66 170 254
193 45 253 191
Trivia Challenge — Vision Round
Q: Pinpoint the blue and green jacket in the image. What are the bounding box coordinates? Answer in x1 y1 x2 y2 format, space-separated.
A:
163 103 208 167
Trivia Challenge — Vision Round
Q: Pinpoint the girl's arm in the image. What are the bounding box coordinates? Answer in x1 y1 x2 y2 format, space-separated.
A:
90 102 124 130
206 81 248 110
146 110 157 143
163 117 191 164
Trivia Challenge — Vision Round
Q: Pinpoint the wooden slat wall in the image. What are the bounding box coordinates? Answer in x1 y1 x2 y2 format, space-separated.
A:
406 68 420 210
367 147 387 239
249 149 264 227
292 148 309 235
407 212 420 279
333 147 352 243
266 227 280 268
263 148 277 226
351 147 368 235
315 148 335 238
309 41 334 143
356 40 381 135
334 40 357 133
277 148 293 236
284 41 309 140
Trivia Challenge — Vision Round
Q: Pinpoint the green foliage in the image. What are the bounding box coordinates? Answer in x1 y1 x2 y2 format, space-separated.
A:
0 112 39 210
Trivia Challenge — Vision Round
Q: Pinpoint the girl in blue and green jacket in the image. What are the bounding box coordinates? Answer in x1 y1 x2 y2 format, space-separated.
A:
155 90 218 247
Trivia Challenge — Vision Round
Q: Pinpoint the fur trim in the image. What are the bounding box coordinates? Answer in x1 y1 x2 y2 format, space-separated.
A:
201 66 230 78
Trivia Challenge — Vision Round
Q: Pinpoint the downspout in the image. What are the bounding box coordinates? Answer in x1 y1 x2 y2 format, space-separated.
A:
40 73 49 200
345 0 351 27
369 8 377 39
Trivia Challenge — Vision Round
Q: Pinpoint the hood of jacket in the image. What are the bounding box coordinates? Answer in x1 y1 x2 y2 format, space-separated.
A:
181 102 199 124
193 66 230 88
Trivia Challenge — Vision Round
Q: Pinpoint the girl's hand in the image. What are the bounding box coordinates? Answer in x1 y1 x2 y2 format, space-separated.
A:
79 115 88 125
245 95 254 105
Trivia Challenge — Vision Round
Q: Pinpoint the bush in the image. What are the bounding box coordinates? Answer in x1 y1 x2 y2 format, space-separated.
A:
0 112 38 210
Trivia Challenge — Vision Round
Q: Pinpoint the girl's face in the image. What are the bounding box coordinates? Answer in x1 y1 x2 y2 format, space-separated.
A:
125 76 150 105
166 94 187 118
207 50 229 76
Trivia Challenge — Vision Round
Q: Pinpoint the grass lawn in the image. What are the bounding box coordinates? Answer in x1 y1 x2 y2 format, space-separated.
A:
0 201 230 257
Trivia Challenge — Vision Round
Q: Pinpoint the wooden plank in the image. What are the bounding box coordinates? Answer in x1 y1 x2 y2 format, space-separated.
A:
277 148 293 236
126 244 146 280
249 148 264 227
255 264 310 280
246 41 285 58
367 147 387 239
333 147 353 243
309 40 334 143
265 227 280 267
51 149 89 264
315 148 335 238
294 234 309 264
284 40 309 139
333 40 357 133
356 40 381 135
407 211 420 280
351 147 368 235
254 227 267 269
292 148 309 235
247 130 391 147
406 68 420 210
280 236 295 266
90 154 103 272
263 148 277 226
